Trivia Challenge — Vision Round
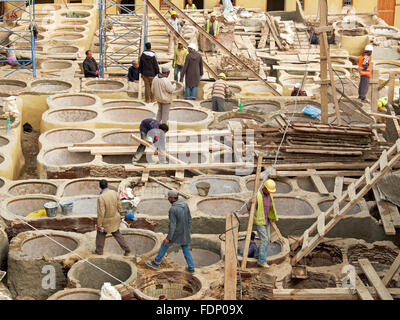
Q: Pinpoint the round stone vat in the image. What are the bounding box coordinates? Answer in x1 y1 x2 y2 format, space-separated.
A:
318 200 361 215
31 79 72 93
134 271 204 300
169 108 208 122
237 237 283 264
246 178 292 194
21 234 78 258
347 244 398 272
7 197 58 216
283 272 337 289
47 109 98 122
61 11 90 18
200 99 238 112
167 237 221 268
40 60 73 70
44 128 95 144
47 46 80 54
104 229 159 256
217 112 265 127
135 198 171 216
273 197 314 216
304 243 343 267
103 107 155 123
67 196 99 215
102 131 139 145
60 19 90 26
48 288 100 300
197 198 246 216
32 18 55 26
284 101 321 113
129 180 180 198
85 80 124 91
172 100 194 108
67 4 94 10
0 136 9 147
35 4 61 12
8 181 57 196
54 26 86 33
243 100 281 113
297 176 347 193
189 177 241 195
244 83 276 93
44 147 95 166
68 257 137 290
0 178 5 189
50 33 85 41
62 179 119 197
0 80 27 93
103 100 146 108
48 93 98 108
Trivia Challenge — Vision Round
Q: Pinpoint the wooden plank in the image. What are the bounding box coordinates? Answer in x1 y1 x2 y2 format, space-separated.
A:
372 186 396 235
388 72 396 106
141 170 149 183
383 253 400 286
272 288 357 300
356 275 374 300
309 171 329 195
334 176 344 198
224 212 239 300
148 176 189 199
347 183 356 200
380 150 388 171
371 68 379 113
358 258 393 300
175 170 185 182
319 0 329 124
317 213 325 236
125 162 250 171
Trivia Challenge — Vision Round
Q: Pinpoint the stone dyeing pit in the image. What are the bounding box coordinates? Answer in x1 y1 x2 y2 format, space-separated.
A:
200 99 238 112
318 200 361 215
68 196 98 215
273 197 314 216
169 108 208 122
45 129 95 144
48 288 100 300
0 80 27 93
50 94 97 108
197 198 245 216
103 108 154 123
47 109 98 122
135 271 202 300
63 179 119 197
136 199 171 216
243 101 281 113
85 80 124 91
103 100 146 108
7 197 57 216
297 176 347 193
21 235 78 258
50 33 85 41
44 148 94 166
8 182 57 196
173 100 194 108
104 230 158 256
0 136 9 146
347 244 398 272
31 80 72 92
304 243 343 267
102 132 138 145
246 178 292 193
283 272 337 289
47 46 80 54
189 177 241 195
68 257 137 290
284 101 321 113
54 26 86 33
237 238 282 258
41 61 72 70
61 19 89 26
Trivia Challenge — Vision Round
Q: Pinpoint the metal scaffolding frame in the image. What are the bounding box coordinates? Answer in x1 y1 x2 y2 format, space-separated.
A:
0 0 36 77
98 0 148 77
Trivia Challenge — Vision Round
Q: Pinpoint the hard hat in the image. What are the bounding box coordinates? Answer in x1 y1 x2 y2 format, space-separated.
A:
218 73 226 79
378 101 382 108
294 82 301 89
177 41 182 45
188 43 196 50
264 179 276 193
170 10 177 16
125 211 137 221
365 44 373 52
210 12 216 17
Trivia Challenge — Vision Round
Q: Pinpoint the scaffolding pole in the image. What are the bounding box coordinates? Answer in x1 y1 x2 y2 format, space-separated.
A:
99 0 147 77
0 0 36 78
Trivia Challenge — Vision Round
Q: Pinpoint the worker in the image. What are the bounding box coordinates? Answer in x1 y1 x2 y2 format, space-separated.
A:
185 0 197 9
247 179 278 268
128 60 139 83
211 73 231 112
132 118 169 164
167 11 181 55
205 12 219 55
139 42 160 103
291 83 307 96
358 44 373 103
182 43 203 100
146 190 195 273
151 65 177 123
248 232 258 258
377 97 388 113
83 50 99 78
173 41 188 82
94 179 131 256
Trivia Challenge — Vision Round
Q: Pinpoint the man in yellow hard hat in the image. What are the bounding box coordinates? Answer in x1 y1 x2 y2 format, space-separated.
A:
167 10 182 54
205 12 219 55
211 72 232 112
377 97 388 113
248 179 278 268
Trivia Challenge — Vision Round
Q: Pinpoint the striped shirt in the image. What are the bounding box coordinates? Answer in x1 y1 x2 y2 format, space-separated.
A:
212 79 229 99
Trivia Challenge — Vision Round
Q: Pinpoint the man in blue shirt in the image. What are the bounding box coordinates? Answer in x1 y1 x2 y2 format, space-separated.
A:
128 60 139 83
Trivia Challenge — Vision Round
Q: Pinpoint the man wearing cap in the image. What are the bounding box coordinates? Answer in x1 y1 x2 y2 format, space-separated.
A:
146 190 195 273
151 65 177 123
173 42 188 82
205 12 219 55
127 60 140 92
291 83 307 96
182 43 203 100
167 11 182 54
211 73 231 112
358 44 373 103
248 179 278 268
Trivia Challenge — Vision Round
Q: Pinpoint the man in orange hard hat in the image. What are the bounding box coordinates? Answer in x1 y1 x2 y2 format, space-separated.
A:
248 179 278 268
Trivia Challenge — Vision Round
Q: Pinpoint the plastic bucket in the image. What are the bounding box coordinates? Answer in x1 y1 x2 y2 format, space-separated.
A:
196 182 211 197
44 201 58 217
60 200 73 215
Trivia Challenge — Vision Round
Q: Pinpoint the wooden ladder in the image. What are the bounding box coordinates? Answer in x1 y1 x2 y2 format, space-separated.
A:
291 139 400 265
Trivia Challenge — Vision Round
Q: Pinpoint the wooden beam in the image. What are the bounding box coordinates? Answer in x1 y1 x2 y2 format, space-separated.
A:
388 72 396 106
224 212 239 300
309 170 330 195
334 176 344 198
141 170 149 183
383 253 400 286
319 0 329 124
148 176 190 199
125 162 250 172
358 258 393 300
371 68 379 113
272 288 358 300
356 275 374 300
372 186 396 235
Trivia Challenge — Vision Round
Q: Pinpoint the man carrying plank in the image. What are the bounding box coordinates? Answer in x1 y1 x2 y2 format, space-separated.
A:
132 118 169 164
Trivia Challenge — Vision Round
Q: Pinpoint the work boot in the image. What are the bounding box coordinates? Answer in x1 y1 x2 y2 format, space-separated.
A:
92 250 102 255
185 267 195 273
257 261 269 268
145 260 159 270
124 250 131 257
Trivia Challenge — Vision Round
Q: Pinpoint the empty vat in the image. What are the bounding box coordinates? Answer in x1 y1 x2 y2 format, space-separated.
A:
172 100 194 108
103 107 155 123
7 197 58 216
44 129 95 144
50 33 85 41
189 177 241 195
84 80 125 91
169 108 208 123
60 19 90 26
273 197 314 216
197 198 245 216
48 93 98 108
0 136 9 147
30 80 72 93
102 100 146 108
40 60 73 70
48 288 100 300
318 200 361 215
0 80 27 93
104 230 158 256
46 109 98 122
44 147 95 166
135 198 171 216
8 182 57 196
243 100 281 113
47 46 80 54
21 234 78 258
63 179 119 197
66 196 99 215
54 26 87 33
102 131 139 145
